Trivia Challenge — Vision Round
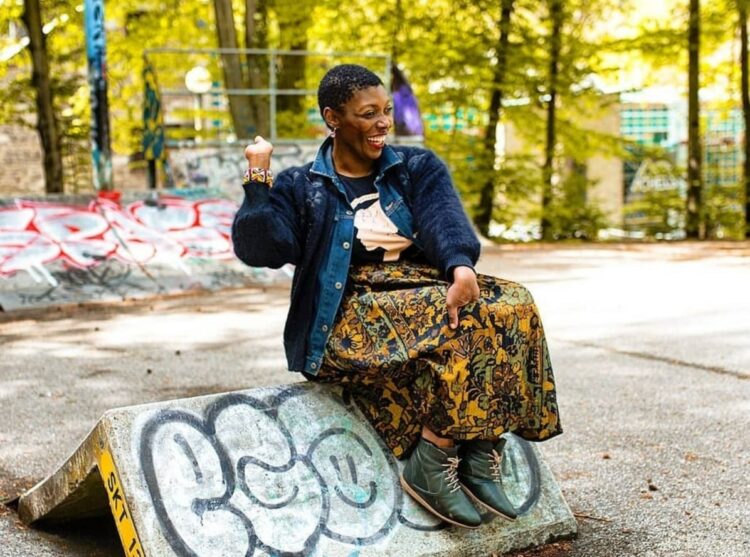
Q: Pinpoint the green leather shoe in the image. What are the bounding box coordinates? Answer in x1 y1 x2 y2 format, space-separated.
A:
400 438 483 529
458 439 518 520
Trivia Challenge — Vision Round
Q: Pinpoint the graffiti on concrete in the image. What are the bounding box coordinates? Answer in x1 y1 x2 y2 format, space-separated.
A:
167 140 425 191
0 195 291 310
139 385 540 556
168 144 320 191
14 259 137 306
169 150 245 191
0 197 238 281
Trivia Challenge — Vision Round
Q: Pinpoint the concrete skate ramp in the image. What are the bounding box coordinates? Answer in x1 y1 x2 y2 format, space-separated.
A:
17 383 577 556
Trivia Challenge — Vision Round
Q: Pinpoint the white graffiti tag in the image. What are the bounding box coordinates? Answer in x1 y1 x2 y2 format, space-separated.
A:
137 387 449 557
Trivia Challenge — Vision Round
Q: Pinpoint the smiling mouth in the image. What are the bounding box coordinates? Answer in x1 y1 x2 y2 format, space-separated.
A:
366 135 386 148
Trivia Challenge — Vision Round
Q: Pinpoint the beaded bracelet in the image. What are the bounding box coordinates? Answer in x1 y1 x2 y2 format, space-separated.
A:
243 167 274 187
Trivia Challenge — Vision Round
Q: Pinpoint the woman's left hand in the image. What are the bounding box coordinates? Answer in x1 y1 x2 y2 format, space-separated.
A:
446 266 480 329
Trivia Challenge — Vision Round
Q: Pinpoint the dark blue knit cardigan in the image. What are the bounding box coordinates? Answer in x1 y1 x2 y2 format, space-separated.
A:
232 138 481 373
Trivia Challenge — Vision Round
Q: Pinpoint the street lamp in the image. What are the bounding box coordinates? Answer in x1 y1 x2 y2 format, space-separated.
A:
185 66 212 141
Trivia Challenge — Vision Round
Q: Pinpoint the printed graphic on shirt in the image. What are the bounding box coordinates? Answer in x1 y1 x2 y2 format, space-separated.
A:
337 172 421 264
350 191 413 262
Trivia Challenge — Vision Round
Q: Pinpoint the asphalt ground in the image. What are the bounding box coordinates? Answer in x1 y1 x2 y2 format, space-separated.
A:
1 242 748 556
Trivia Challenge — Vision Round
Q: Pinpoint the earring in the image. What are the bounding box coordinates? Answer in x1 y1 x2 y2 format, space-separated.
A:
330 127 337 137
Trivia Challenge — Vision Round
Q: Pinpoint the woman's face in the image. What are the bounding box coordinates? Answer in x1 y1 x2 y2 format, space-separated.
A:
326 85 393 165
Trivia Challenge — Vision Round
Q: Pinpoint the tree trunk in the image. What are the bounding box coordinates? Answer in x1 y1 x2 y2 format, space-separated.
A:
276 11 311 120
392 0 403 63
740 0 750 238
22 0 63 194
474 0 515 237
245 0 269 137
686 0 704 239
213 0 256 139
541 0 563 240
276 48 307 115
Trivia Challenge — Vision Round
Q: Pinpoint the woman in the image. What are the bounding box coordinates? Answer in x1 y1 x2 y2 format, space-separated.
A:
232 64 562 529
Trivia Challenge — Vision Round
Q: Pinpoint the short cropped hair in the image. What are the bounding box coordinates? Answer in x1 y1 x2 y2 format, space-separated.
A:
318 64 384 128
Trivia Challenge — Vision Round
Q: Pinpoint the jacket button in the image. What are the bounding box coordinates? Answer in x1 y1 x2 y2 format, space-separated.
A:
310 362 317 369
321 325 329 332
342 242 350 249
335 282 343 289
346 210 353 215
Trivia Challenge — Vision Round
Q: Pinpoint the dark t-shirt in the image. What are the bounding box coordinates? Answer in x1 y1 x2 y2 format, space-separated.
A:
337 172 423 264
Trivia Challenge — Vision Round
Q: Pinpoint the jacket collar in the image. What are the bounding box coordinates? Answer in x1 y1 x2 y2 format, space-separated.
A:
310 135 403 180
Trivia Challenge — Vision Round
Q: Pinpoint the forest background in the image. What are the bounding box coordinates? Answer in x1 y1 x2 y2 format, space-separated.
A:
1 0 749 241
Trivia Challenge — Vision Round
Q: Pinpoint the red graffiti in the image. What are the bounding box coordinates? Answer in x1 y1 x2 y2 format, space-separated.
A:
0 196 238 279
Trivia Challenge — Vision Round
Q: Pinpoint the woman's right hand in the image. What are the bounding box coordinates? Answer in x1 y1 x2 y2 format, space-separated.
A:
446 266 480 330
244 136 273 169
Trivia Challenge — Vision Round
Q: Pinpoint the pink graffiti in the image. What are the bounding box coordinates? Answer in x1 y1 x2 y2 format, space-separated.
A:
0 196 239 281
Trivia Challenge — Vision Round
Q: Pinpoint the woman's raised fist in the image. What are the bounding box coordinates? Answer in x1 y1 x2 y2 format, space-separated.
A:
244 136 273 169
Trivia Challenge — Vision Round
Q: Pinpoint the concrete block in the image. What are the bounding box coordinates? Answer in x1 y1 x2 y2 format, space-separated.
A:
18 383 577 556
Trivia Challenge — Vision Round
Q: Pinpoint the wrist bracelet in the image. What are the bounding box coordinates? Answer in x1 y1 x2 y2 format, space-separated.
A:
243 167 274 187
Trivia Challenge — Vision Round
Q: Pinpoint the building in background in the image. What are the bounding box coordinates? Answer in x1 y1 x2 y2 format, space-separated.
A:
620 88 743 235
502 97 624 229
704 109 742 189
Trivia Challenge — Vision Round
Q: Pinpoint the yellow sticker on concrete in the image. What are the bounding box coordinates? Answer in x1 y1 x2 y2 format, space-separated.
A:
98 447 146 557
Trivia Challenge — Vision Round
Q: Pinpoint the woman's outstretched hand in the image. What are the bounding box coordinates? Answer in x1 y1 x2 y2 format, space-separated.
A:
446 266 480 329
244 136 273 169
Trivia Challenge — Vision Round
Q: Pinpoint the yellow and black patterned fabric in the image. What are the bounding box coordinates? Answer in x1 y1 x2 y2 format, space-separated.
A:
314 262 562 459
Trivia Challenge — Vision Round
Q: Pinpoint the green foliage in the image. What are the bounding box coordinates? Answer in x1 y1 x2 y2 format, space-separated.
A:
0 1 29 125
541 200 609 240
624 189 685 237
620 150 745 240
425 130 488 217
0 0 91 188
276 108 317 139
704 182 745 238
535 172 610 240
492 154 544 228
0 0 746 239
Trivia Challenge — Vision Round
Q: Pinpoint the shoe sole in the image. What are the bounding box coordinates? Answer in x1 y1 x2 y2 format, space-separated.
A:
399 474 481 529
460 482 517 521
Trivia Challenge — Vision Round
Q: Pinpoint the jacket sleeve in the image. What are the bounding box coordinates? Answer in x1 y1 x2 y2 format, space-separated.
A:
231 169 303 268
406 149 481 279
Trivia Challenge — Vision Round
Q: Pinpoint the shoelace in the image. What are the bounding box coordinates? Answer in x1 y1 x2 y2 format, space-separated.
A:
489 449 503 482
442 456 462 493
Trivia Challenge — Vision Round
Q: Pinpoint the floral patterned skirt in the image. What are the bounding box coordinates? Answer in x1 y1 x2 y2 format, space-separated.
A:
313 262 562 459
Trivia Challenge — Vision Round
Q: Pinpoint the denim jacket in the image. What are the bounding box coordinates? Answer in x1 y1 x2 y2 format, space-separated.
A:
232 137 480 375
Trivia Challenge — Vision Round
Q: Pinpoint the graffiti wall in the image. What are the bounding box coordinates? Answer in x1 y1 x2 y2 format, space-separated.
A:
169 144 320 191
135 384 541 556
0 140 423 310
0 194 290 310
167 139 423 191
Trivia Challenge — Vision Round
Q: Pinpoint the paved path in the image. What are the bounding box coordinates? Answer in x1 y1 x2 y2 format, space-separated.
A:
1 242 748 556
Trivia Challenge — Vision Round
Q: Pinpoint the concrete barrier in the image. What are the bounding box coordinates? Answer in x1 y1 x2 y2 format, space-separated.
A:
18 383 576 556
